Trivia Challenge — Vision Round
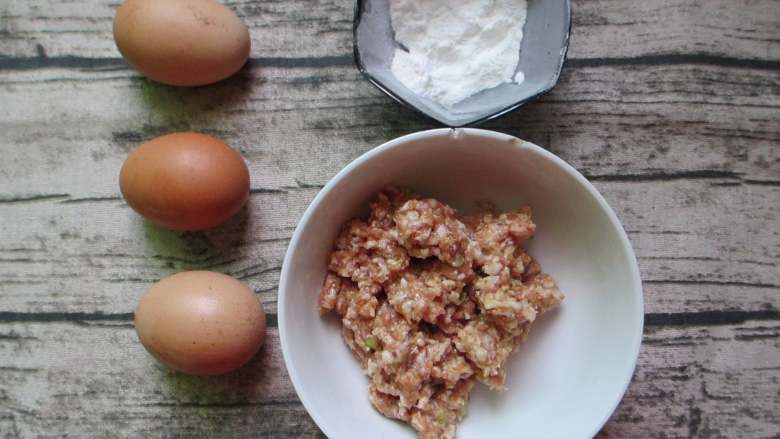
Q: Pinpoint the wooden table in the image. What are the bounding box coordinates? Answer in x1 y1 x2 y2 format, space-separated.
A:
1 1 778 437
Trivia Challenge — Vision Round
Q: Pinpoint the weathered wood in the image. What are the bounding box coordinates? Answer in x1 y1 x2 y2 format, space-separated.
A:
1 0 778 62
600 321 780 439
1 0 778 437
0 62 777 317
0 180 777 317
1 62 777 189
0 325 320 438
0 321 777 438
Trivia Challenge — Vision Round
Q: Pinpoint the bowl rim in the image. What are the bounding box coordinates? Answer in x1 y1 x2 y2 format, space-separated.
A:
278 128 644 439
352 0 572 128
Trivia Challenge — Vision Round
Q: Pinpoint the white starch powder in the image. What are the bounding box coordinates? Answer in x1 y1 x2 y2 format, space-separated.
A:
389 0 528 109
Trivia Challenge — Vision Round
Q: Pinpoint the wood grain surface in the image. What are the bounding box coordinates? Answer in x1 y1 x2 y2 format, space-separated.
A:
1 0 778 438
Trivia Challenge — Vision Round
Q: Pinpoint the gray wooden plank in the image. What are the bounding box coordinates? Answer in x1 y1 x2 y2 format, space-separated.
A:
1 62 777 190
600 322 780 439
1 0 779 437
0 321 777 438
0 0 778 62
571 0 780 62
0 61 777 317
0 179 777 317
0 322 315 438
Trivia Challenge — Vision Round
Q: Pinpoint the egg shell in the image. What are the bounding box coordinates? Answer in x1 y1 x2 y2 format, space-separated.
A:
119 132 250 231
135 271 266 376
113 0 251 86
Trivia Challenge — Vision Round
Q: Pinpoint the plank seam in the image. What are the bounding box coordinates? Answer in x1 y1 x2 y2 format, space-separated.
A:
1 311 775 328
0 311 279 327
1 54 778 71
645 310 780 327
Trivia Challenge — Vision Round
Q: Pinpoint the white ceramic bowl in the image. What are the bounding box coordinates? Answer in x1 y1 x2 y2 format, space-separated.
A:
279 128 643 439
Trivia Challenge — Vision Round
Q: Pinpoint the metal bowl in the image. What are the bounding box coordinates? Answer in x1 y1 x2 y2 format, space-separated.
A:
353 0 571 127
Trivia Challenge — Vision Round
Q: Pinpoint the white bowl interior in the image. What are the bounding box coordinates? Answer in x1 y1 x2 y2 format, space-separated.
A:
279 129 643 439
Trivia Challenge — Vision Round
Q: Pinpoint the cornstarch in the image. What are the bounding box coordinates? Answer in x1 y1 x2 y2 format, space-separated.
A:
389 0 528 109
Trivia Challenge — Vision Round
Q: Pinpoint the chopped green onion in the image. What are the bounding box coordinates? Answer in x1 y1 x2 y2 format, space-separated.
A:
364 335 379 351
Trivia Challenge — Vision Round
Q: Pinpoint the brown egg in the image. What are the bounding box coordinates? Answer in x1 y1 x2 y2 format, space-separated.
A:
119 132 250 231
113 0 251 86
135 271 266 376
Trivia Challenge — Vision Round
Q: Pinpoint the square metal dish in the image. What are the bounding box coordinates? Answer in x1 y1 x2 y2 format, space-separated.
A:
354 0 571 127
